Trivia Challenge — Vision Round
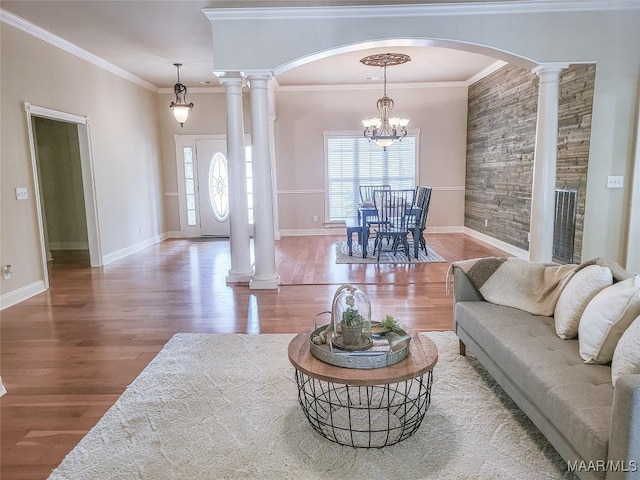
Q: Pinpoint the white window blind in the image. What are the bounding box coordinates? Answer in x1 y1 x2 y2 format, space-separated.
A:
326 134 417 222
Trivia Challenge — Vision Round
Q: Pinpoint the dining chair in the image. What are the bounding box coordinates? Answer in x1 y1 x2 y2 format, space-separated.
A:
359 184 391 204
371 189 416 261
359 185 392 250
410 186 433 256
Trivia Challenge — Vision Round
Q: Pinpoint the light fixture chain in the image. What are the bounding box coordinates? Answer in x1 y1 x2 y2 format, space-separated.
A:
383 64 387 97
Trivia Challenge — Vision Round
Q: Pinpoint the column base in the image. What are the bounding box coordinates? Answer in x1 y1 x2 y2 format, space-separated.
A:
249 274 281 290
226 268 254 283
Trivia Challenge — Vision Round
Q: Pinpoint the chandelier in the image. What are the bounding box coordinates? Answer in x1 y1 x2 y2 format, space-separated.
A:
360 53 411 148
169 63 194 127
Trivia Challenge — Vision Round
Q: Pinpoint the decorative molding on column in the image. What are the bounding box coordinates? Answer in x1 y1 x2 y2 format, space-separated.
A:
529 63 567 263
531 62 571 76
215 71 246 82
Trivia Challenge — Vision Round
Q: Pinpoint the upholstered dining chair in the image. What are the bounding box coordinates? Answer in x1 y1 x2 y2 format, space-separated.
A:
371 189 416 261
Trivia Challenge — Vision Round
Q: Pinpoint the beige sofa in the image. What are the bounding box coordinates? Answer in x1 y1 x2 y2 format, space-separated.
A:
453 266 640 480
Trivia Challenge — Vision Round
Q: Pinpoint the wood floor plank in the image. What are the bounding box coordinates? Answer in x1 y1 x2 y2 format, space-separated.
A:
0 233 508 479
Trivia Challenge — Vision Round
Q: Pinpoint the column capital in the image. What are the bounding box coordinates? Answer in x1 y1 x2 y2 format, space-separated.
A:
246 71 272 87
531 62 570 80
215 71 246 86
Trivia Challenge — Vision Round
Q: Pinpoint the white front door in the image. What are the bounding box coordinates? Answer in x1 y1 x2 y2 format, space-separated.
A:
196 138 230 236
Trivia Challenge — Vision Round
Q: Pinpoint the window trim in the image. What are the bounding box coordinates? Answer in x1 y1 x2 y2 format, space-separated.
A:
322 129 420 224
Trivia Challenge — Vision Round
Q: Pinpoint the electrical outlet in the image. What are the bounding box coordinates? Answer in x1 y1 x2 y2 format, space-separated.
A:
3 265 12 280
312 215 319 223
484 219 488 227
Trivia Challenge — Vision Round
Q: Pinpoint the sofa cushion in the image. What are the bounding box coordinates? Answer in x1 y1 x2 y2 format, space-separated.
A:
611 315 640 387
456 301 612 464
554 265 612 339
578 275 640 364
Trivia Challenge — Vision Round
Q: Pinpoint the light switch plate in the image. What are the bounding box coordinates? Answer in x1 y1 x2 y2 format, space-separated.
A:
15 187 28 200
606 176 624 189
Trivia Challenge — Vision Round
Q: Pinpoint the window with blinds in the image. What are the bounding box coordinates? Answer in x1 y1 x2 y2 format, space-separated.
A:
325 133 417 222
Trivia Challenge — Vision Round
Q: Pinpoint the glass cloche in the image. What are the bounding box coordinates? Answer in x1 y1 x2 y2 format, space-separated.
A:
331 284 372 351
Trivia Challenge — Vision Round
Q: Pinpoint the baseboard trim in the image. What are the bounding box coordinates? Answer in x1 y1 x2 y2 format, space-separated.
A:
0 280 47 311
49 241 89 250
102 233 169 265
425 226 466 234
464 227 529 259
279 228 341 236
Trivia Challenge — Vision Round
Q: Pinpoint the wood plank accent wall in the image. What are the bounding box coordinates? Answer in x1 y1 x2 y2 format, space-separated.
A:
557 64 595 262
465 64 595 262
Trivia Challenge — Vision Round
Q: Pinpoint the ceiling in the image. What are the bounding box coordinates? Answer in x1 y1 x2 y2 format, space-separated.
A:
0 0 523 90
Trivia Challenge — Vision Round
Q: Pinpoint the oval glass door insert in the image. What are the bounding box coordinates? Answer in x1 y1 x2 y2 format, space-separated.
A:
208 152 229 221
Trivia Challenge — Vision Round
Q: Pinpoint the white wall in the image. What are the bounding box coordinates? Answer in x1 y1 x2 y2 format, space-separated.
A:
1 24 164 306
275 85 468 232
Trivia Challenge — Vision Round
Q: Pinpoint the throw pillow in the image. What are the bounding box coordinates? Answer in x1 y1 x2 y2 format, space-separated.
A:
611 315 640 387
555 265 613 339
578 275 640 364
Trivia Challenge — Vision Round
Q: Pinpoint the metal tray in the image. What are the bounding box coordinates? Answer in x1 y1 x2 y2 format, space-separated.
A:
309 324 411 369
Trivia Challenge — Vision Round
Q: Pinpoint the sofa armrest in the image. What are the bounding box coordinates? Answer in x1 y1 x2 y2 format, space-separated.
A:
607 374 640 479
452 267 485 333
453 267 484 303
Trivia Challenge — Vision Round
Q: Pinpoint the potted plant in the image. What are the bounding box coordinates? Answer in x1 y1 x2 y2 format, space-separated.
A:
341 306 365 345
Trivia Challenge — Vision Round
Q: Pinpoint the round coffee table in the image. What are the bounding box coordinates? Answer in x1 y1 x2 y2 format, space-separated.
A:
288 330 438 448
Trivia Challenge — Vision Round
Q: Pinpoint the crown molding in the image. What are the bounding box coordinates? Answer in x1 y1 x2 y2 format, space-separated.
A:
203 1 639 21
273 60 508 92
0 8 158 93
278 80 468 92
466 60 508 85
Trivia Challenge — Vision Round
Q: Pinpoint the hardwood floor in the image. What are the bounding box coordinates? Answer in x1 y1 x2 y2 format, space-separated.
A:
0 233 508 479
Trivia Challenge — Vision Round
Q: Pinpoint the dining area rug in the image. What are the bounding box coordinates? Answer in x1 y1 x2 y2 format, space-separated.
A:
335 240 446 264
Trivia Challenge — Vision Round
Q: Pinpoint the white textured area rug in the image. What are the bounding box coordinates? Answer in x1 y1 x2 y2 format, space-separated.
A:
335 241 446 264
48 332 577 480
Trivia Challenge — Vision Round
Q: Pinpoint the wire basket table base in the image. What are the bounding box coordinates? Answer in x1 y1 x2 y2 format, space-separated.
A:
294 370 433 448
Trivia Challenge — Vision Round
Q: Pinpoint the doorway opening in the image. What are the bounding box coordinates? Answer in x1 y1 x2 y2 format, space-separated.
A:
25 104 102 289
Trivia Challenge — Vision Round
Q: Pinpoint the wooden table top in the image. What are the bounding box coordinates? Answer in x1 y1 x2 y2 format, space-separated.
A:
288 330 438 386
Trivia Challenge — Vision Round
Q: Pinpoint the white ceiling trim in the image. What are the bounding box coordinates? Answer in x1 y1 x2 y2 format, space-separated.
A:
203 1 640 21
277 59 509 91
278 80 469 92
466 60 508 85
0 8 158 93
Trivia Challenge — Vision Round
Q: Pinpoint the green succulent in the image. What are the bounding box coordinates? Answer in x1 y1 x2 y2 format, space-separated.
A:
341 307 365 327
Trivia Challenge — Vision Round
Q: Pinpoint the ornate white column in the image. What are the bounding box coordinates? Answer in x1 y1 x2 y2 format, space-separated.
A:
268 77 281 240
218 73 253 282
247 73 281 289
529 64 568 263
626 95 640 273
